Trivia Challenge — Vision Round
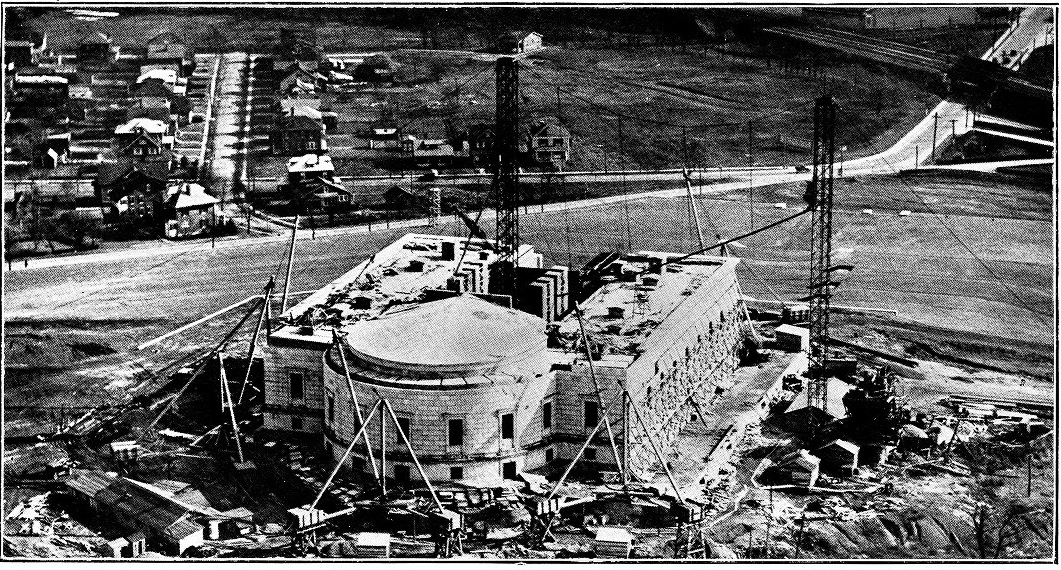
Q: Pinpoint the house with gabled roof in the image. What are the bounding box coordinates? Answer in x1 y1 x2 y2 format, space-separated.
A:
114 118 173 157
96 156 171 224
271 113 326 155
280 153 351 209
495 31 543 54
164 182 219 239
146 31 194 76
78 30 118 66
527 119 571 167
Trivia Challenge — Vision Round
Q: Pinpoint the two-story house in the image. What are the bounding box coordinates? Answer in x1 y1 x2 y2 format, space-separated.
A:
146 31 195 77
527 120 571 167
77 31 117 67
279 153 351 209
114 118 174 158
271 112 327 155
96 158 170 225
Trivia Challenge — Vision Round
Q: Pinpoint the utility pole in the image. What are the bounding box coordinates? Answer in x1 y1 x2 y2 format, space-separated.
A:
915 145 919 169
619 116 632 251
747 121 754 230
765 485 773 558
931 112 939 162
950 118 958 139
555 84 563 124
1027 438 1033 497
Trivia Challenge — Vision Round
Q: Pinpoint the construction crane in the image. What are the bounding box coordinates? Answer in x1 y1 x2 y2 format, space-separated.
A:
803 95 839 418
492 55 520 302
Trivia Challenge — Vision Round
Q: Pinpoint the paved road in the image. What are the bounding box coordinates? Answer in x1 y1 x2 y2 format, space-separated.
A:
207 52 250 198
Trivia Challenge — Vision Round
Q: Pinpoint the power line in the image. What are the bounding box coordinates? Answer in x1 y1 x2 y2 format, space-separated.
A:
838 111 1050 324
522 64 819 131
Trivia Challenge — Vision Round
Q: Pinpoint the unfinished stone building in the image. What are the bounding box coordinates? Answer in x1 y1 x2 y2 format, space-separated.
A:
262 233 752 487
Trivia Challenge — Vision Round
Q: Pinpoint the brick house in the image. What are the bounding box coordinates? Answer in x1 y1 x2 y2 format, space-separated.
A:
271 113 326 155
467 123 496 168
96 157 170 224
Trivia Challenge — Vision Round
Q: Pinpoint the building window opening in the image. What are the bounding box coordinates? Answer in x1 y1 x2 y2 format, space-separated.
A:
291 416 303 430
448 418 464 446
397 416 411 439
502 461 518 480
545 448 554 462
394 464 411 483
450 466 464 480
290 372 304 400
584 447 598 461
584 401 599 428
542 402 552 430
501 413 514 439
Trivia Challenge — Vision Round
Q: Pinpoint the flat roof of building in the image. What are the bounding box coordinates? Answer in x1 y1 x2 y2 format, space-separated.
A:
555 252 740 360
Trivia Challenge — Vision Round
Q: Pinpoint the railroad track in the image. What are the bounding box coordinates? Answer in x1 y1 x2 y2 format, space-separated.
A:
766 26 952 73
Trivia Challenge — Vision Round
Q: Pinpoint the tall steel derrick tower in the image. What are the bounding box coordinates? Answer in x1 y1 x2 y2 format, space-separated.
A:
493 56 520 301
804 95 837 412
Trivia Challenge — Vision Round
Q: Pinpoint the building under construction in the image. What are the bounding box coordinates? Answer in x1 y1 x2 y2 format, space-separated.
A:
260 233 795 490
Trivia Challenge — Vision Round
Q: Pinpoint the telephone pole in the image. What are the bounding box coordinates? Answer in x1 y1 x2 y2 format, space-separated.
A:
931 112 939 162
747 121 755 230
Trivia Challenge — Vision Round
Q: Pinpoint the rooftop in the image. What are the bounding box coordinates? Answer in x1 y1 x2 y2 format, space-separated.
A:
166 182 218 210
341 294 548 380
555 252 739 359
271 233 537 347
288 153 334 173
137 69 178 85
115 118 168 135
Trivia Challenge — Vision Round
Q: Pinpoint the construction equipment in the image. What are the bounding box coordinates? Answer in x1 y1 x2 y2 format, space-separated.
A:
237 276 274 404
289 398 453 556
492 55 520 301
803 95 838 416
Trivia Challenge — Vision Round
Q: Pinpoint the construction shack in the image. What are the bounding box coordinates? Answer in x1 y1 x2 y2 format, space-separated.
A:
784 376 853 430
774 324 810 353
594 527 633 558
353 532 391 558
775 449 820 486
816 439 860 476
